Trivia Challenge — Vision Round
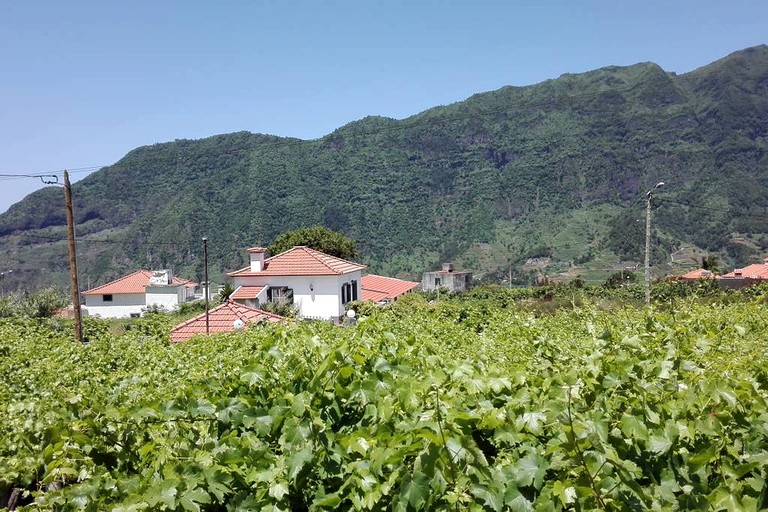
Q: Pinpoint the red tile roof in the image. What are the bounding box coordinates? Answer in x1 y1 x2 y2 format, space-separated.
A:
720 263 768 280
170 301 283 343
680 268 717 280
84 270 195 296
361 274 419 302
230 285 266 300
228 246 366 277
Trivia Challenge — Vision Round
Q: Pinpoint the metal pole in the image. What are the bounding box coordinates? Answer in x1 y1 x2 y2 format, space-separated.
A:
203 237 209 334
644 182 664 306
64 171 83 342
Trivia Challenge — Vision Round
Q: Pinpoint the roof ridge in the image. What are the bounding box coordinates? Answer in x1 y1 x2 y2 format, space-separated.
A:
301 246 344 274
84 269 151 294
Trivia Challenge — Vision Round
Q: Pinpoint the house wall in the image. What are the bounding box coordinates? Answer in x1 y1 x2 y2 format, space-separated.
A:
421 271 441 291
232 270 363 320
85 293 145 318
145 286 184 311
446 272 473 292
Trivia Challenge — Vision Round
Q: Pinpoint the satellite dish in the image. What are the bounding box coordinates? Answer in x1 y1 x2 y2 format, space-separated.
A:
233 319 245 331
346 309 356 319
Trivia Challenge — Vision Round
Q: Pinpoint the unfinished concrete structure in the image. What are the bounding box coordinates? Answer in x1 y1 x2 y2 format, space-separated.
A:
422 263 473 293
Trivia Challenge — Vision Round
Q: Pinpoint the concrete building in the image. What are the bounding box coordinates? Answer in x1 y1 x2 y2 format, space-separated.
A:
422 263 473 293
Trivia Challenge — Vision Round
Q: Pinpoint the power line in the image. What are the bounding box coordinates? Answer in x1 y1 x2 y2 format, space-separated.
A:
0 166 104 182
13 232 196 247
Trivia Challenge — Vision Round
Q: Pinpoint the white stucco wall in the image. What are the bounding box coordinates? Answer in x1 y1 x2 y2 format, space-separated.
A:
84 293 146 319
145 286 183 311
232 270 363 320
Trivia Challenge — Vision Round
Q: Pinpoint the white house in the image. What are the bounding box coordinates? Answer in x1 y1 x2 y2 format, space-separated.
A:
83 269 197 318
227 246 366 321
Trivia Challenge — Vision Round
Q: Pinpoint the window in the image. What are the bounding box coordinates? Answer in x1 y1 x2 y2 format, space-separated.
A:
103 294 113 302
267 287 293 304
434 277 441 287
341 282 356 305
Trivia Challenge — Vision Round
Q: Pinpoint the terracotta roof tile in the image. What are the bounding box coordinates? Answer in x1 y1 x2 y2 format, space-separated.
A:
721 263 768 280
84 270 195 296
228 246 366 277
680 268 717 280
170 301 283 343
230 285 266 300
361 274 419 302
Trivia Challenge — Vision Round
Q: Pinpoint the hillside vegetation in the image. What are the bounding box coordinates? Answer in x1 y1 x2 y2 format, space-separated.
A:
1 46 768 291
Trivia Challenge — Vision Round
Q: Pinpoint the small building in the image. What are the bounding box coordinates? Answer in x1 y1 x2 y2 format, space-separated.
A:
361 274 419 304
718 257 768 289
170 300 283 343
83 269 196 318
227 246 366 321
421 263 473 293
679 268 718 281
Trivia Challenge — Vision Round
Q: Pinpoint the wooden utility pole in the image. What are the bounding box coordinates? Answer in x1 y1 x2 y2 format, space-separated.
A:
64 171 83 342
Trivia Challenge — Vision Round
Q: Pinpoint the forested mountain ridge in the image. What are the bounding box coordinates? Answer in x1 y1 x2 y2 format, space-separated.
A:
2 45 768 291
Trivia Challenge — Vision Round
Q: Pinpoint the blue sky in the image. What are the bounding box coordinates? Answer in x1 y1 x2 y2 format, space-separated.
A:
0 0 766 212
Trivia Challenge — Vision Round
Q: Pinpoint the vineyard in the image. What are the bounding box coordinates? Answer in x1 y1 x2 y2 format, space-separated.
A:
1 292 768 510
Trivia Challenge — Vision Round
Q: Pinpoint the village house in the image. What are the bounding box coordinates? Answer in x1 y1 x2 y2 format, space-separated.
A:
718 257 768 289
678 268 718 282
83 269 196 319
421 263 473 293
170 300 283 342
227 246 366 321
361 274 419 304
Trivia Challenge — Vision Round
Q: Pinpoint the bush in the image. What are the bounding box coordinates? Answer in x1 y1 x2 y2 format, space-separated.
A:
0 288 69 318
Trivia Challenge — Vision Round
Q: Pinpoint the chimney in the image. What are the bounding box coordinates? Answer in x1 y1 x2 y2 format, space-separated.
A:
442 262 454 272
248 247 267 272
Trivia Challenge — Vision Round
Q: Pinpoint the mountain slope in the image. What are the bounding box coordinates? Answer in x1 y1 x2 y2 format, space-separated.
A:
2 45 768 291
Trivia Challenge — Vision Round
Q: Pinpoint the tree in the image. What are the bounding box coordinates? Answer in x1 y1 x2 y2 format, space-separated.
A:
268 226 358 260
217 282 235 304
701 255 723 274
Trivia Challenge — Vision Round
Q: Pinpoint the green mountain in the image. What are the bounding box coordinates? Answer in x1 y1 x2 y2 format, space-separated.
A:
2 45 768 291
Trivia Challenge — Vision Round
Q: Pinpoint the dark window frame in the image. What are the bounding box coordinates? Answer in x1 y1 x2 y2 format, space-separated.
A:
267 286 293 304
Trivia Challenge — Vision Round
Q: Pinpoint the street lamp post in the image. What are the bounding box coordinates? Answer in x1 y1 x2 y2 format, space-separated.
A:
203 237 210 335
645 182 665 306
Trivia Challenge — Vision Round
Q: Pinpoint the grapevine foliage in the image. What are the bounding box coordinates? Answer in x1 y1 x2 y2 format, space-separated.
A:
1 299 767 510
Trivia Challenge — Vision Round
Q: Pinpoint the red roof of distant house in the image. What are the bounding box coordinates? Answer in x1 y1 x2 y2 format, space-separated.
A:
720 262 768 280
170 301 283 343
361 274 419 302
230 285 266 300
83 270 196 296
228 246 366 277
680 268 717 280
